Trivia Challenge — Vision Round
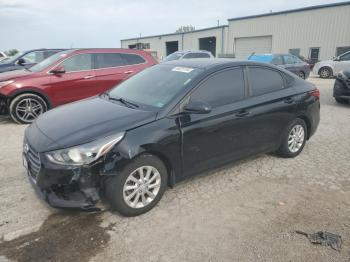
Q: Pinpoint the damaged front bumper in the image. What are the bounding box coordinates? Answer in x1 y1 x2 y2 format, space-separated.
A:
23 150 103 211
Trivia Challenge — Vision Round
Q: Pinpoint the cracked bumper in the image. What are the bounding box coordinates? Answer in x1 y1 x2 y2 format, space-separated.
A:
23 153 102 211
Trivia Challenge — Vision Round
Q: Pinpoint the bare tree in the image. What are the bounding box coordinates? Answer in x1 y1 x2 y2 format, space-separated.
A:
5 49 19 56
175 25 195 33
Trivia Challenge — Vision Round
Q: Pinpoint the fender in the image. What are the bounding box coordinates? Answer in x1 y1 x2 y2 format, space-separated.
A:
101 118 182 187
315 62 335 74
7 87 53 109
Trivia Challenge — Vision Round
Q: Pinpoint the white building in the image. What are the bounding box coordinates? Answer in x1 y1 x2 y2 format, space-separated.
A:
121 1 350 61
121 26 228 60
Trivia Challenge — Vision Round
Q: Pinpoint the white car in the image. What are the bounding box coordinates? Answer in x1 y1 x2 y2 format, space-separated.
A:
0 52 7 62
313 51 350 78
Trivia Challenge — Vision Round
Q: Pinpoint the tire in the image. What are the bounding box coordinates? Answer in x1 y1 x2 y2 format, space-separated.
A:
105 154 168 216
9 93 48 124
298 71 305 79
335 97 348 104
319 67 332 79
276 118 307 158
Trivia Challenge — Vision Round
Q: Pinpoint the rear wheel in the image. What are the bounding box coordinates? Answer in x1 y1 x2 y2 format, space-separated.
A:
105 154 168 216
9 93 48 124
276 118 307 158
319 67 332 79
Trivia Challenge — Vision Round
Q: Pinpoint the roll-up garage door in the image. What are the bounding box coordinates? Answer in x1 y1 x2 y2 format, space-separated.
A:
234 36 272 59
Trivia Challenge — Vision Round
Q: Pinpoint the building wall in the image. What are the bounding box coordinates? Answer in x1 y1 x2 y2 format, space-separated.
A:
228 4 350 60
121 26 229 60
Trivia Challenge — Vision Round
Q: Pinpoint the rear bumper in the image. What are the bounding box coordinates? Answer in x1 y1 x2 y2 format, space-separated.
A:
309 100 320 139
305 69 311 79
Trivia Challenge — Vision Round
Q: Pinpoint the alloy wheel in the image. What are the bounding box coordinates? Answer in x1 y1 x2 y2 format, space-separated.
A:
320 68 330 78
123 166 161 209
288 124 305 153
15 98 44 123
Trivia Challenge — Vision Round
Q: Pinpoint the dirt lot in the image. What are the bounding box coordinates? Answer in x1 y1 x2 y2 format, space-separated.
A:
0 76 350 262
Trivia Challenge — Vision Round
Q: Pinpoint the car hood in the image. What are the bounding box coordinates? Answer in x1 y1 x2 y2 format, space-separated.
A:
0 69 32 80
25 96 158 152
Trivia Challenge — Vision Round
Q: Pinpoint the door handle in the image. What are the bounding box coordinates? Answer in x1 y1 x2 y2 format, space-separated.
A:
83 75 95 79
235 110 250 118
124 70 134 75
284 97 294 104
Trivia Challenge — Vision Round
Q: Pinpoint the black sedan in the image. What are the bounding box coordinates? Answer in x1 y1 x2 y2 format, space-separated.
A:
23 59 320 216
334 70 350 104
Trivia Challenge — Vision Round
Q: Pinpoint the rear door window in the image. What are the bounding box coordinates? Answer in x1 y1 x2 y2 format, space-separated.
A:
120 53 146 65
44 50 62 59
21 51 46 64
93 53 124 69
249 67 284 96
271 55 283 65
283 55 295 64
190 68 245 108
60 54 92 72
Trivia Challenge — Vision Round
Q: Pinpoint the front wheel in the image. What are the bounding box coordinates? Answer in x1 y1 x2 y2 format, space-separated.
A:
9 93 48 124
276 118 307 158
105 154 168 216
319 67 332 79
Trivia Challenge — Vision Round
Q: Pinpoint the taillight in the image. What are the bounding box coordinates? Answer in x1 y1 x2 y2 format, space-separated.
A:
309 89 320 99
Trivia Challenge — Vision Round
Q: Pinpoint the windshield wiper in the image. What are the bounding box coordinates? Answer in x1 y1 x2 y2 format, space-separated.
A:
104 93 139 108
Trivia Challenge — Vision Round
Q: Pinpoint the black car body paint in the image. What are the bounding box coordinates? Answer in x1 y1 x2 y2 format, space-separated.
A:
334 70 350 102
22 59 320 210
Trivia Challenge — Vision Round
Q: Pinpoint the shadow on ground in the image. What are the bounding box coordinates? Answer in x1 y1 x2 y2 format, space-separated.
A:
0 211 114 262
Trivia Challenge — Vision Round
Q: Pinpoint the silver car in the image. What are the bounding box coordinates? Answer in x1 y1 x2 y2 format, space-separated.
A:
313 51 350 78
162 50 214 62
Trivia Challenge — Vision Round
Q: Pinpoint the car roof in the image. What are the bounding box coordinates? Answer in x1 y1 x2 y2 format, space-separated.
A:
71 48 150 54
252 53 295 56
173 50 211 54
161 58 279 69
23 48 67 53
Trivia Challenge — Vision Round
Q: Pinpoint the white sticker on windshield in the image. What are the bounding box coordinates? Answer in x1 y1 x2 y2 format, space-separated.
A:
172 67 194 73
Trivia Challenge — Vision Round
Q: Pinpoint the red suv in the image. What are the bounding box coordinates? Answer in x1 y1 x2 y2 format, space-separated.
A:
0 49 157 124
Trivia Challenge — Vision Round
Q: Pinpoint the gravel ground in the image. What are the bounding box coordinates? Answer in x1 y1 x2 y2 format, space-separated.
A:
0 76 349 262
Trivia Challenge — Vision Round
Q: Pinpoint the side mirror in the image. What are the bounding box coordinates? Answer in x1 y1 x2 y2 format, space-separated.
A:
17 58 26 65
50 66 66 74
334 57 340 61
183 101 211 114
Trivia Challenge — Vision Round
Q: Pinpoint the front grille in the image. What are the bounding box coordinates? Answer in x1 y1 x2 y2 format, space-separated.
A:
26 144 41 179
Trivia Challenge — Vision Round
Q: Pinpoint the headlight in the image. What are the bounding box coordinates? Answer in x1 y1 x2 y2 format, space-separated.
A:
46 132 125 166
0 80 14 88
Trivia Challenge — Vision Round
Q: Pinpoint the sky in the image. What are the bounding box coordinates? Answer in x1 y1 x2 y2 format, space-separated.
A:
0 0 346 51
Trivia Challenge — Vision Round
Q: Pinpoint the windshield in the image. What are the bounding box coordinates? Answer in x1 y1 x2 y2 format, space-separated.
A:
30 50 74 72
108 64 203 108
0 52 24 63
248 54 273 63
163 52 184 62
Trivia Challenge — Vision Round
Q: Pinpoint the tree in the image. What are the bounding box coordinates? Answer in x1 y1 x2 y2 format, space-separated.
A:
5 49 19 56
175 25 195 33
